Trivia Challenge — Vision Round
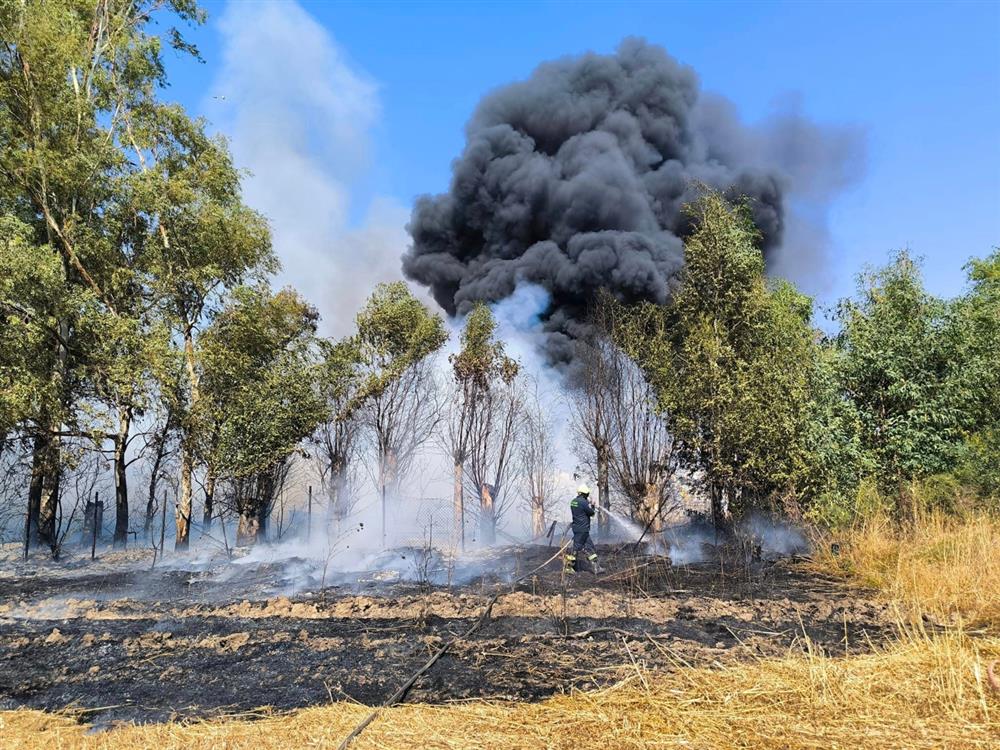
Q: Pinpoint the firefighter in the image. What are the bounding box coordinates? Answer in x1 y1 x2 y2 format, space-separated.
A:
565 484 601 574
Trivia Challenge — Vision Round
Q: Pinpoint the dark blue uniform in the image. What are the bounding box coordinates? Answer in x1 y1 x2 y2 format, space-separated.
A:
566 492 598 572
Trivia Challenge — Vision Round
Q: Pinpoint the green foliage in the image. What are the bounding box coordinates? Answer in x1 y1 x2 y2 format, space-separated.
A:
630 191 820 522
318 337 363 412
354 281 448 402
806 477 893 529
0 0 211 305
452 303 519 388
835 252 981 509
0 216 70 437
199 287 326 479
808 250 998 524
797 341 872 513
954 250 1000 443
954 429 1000 509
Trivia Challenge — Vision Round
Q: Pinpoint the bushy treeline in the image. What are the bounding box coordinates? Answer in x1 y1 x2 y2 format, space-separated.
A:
1 2 995 558
609 193 999 529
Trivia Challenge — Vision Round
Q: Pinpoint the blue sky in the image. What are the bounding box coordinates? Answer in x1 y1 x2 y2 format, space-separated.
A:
160 0 999 323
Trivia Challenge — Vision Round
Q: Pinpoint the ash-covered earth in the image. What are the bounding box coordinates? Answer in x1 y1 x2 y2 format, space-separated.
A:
0 540 893 727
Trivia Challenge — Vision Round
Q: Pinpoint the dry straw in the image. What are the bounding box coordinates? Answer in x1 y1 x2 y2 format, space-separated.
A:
3 512 998 749
2 626 996 749
812 511 1000 629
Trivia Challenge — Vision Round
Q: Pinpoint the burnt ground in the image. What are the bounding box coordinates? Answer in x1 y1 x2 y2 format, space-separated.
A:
0 543 895 726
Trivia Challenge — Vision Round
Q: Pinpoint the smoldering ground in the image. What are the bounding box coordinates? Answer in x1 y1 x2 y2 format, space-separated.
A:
404 38 864 361
0 539 895 726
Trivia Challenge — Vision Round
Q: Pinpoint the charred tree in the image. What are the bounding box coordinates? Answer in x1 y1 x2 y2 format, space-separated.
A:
569 330 615 539
202 465 216 531
229 459 291 547
144 413 173 536
360 357 442 548
521 387 556 539
112 406 132 548
28 429 61 551
449 304 522 548
466 372 525 546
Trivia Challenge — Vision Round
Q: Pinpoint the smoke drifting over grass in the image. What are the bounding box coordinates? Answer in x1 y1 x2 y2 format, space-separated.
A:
404 38 864 361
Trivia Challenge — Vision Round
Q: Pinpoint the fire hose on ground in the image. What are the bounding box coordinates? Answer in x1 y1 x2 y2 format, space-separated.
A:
336 541 571 750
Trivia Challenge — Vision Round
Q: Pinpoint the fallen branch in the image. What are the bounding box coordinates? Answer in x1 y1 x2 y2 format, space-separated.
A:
525 627 670 641
524 626 673 641
336 543 570 750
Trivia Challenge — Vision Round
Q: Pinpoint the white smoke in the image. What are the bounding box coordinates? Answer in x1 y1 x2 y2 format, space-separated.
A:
208 0 418 337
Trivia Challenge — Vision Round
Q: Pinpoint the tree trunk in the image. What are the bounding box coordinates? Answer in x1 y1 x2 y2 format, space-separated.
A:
380 468 387 549
479 483 496 546
30 429 60 551
380 449 399 549
641 483 663 536
453 459 464 552
202 466 216 531
113 407 131 548
710 482 733 537
328 456 347 533
531 496 545 538
41 318 70 554
236 495 267 546
597 442 610 539
144 427 167 536
27 432 45 547
176 326 200 551
176 445 192 550
38 460 60 552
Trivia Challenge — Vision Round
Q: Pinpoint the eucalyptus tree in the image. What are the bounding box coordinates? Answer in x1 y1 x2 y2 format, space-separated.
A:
521 384 557 538
0 0 231 552
464 359 525 546
353 282 448 548
630 192 817 531
0 215 76 547
446 303 519 548
199 286 327 544
447 304 525 546
314 338 363 528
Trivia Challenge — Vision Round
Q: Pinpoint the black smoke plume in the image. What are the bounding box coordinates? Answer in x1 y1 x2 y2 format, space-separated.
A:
404 38 863 360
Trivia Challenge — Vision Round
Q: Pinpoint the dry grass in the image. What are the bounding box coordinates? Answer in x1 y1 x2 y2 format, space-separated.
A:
3 512 998 749
812 512 1000 629
0 627 996 749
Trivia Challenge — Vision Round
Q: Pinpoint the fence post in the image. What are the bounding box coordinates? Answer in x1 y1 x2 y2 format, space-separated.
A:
90 491 99 560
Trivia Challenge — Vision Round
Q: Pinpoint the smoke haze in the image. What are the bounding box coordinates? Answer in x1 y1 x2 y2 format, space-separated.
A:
209 0 418 337
404 38 864 360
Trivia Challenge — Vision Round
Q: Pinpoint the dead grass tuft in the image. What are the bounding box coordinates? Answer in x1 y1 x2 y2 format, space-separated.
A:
812 512 1000 629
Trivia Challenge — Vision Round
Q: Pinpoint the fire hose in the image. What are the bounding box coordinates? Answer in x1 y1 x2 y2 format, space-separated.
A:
336 542 571 750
